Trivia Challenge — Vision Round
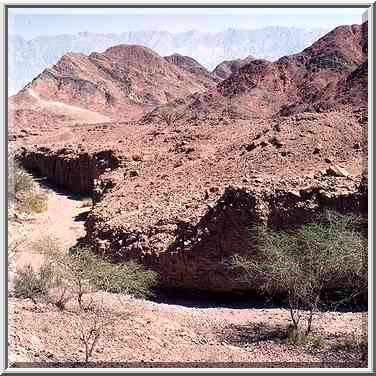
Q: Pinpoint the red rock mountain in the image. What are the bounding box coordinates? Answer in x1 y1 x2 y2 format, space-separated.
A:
9 45 216 124
164 53 217 88
212 55 256 80
151 23 367 122
218 23 368 115
9 23 367 135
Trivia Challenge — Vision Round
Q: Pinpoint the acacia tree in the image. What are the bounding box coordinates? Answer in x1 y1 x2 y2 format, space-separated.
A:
231 211 367 339
41 245 157 310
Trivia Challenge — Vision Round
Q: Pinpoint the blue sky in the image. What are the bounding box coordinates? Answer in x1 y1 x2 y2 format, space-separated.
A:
9 7 368 39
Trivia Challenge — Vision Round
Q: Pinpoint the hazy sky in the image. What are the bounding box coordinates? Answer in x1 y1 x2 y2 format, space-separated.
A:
8 7 368 39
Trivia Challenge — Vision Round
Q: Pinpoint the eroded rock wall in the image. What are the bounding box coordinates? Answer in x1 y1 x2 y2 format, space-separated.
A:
15 145 367 294
16 146 120 194
85 177 367 294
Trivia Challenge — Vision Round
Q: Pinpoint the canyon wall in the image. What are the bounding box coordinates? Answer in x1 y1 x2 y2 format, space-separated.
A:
16 146 367 294
86 177 367 294
16 146 120 195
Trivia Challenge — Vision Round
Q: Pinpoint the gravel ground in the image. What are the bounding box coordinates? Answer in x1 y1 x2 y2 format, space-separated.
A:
8 292 368 368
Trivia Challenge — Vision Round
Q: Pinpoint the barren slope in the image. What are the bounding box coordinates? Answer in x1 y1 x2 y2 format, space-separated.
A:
9 44 217 130
150 23 367 121
212 55 256 80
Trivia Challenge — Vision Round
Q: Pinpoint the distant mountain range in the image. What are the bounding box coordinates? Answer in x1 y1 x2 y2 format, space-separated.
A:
8 26 327 95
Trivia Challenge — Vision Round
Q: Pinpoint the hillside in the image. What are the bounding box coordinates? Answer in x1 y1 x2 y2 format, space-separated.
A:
149 23 368 121
212 55 256 80
9 44 216 128
9 27 327 95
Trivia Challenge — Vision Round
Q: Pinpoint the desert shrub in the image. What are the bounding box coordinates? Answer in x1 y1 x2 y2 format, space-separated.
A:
14 166 34 195
16 190 48 213
75 294 128 362
42 246 98 309
334 335 367 352
13 264 52 303
10 160 49 213
40 245 158 309
30 235 61 255
159 108 185 126
231 210 367 336
91 260 158 297
310 335 328 349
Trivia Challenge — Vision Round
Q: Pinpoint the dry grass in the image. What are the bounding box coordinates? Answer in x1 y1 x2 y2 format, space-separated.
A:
16 190 49 214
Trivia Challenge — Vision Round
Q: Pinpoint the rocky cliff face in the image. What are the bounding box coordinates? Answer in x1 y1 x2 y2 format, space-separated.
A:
14 139 368 294
85 176 366 294
16 146 121 195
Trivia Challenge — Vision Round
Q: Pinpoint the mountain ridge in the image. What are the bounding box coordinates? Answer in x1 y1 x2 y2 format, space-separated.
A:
9 26 327 95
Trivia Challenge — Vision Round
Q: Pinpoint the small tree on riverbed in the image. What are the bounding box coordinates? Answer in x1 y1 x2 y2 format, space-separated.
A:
231 211 367 341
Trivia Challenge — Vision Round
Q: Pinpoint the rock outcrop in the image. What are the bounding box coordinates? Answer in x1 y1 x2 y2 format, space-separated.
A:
85 176 366 294
16 145 121 195
212 55 256 80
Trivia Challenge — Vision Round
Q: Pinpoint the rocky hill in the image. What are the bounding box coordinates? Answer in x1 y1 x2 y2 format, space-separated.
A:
9 26 327 95
9 44 216 127
164 53 217 87
152 23 367 122
212 55 256 80
221 24 367 113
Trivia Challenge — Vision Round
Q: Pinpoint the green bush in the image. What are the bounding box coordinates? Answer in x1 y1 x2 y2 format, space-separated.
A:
13 264 52 303
41 245 158 309
334 335 367 352
231 210 367 336
14 167 34 195
10 161 49 214
91 260 158 297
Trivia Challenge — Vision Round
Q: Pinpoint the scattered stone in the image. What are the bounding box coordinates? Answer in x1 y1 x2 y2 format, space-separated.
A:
240 142 257 152
130 170 140 177
324 165 350 178
269 137 284 148
313 144 322 154
288 190 301 198
132 154 143 162
353 143 361 151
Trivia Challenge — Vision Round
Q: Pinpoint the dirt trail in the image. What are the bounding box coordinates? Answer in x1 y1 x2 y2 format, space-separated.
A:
28 88 111 124
9 177 89 272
